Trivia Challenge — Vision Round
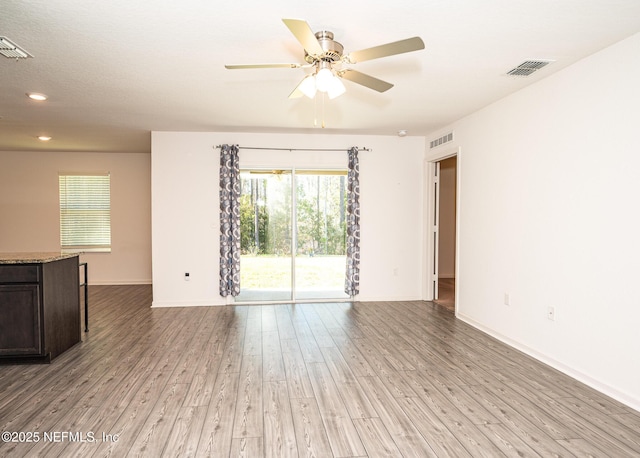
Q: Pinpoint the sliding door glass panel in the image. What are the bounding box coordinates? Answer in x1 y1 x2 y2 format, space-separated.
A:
236 170 292 302
295 171 349 300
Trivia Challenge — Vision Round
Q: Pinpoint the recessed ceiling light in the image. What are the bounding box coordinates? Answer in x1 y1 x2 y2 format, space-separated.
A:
38 136 52 141
27 92 48 101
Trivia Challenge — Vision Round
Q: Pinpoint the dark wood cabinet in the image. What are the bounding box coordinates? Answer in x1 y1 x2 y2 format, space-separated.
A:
0 284 41 355
0 254 80 364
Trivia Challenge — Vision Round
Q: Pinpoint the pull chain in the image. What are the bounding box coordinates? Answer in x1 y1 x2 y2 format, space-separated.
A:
313 92 318 127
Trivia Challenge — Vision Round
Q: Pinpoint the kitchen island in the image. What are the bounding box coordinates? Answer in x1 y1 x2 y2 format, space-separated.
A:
0 252 80 364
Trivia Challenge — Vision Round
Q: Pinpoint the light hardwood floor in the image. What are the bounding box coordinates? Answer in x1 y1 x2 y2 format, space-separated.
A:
1 285 639 457
434 278 455 312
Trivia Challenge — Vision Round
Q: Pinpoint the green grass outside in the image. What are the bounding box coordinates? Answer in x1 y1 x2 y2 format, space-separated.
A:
240 255 346 290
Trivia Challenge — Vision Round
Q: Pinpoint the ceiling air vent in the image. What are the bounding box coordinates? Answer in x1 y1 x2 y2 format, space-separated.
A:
0 37 33 59
430 132 453 149
506 60 553 77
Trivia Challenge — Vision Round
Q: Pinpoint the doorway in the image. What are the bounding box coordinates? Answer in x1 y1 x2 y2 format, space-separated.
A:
235 169 349 303
434 156 457 311
426 151 458 312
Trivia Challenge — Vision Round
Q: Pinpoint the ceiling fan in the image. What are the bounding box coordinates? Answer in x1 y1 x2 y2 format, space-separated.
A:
225 18 425 99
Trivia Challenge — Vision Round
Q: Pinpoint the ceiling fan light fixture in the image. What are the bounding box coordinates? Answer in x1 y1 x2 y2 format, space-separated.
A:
315 67 334 93
314 61 345 99
327 76 346 99
298 75 317 98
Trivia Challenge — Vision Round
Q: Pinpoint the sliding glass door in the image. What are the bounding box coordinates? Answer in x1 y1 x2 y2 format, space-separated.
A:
294 171 348 300
236 170 292 302
236 169 348 302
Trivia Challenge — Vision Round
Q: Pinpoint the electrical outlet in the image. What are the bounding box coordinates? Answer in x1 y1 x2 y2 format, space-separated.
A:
547 306 555 321
504 293 510 306
184 272 190 281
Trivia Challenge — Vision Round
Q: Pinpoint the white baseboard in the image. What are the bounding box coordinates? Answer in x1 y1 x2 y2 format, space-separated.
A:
88 280 152 286
354 295 423 302
456 313 640 413
151 300 226 308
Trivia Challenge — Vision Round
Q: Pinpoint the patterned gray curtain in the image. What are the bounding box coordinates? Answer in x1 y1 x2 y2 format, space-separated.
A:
219 144 241 297
345 147 361 296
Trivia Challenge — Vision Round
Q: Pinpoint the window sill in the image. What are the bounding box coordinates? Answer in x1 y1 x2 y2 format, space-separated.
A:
61 248 111 254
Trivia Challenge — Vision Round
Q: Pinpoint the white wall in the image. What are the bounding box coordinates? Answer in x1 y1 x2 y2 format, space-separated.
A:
0 151 152 284
431 33 640 409
151 132 425 307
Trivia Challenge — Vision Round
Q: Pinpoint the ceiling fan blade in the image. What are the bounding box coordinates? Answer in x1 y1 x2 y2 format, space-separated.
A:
225 63 302 69
346 36 425 63
339 69 394 92
282 18 324 57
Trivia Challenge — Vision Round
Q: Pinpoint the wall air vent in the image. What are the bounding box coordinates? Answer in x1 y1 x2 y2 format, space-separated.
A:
0 37 33 59
506 60 553 77
430 132 453 149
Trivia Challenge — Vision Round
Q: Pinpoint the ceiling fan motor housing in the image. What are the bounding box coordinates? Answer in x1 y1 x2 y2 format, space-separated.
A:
304 31 344 63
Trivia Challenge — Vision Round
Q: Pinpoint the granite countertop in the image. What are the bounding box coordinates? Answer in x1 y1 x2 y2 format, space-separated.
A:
0 252 79 264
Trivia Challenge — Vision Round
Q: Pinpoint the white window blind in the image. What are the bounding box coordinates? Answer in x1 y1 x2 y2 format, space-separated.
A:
59 173 111 251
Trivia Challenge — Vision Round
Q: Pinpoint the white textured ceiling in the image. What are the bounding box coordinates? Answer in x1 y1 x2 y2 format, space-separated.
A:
1 0 640 153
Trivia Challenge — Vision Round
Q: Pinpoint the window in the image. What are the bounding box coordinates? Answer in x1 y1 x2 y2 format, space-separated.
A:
59 173 111 252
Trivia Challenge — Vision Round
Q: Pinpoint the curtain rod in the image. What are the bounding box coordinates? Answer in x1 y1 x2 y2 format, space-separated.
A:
214 145 371 152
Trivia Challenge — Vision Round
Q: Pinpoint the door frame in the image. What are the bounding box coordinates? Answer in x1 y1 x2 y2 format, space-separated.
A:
424 146 461 312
